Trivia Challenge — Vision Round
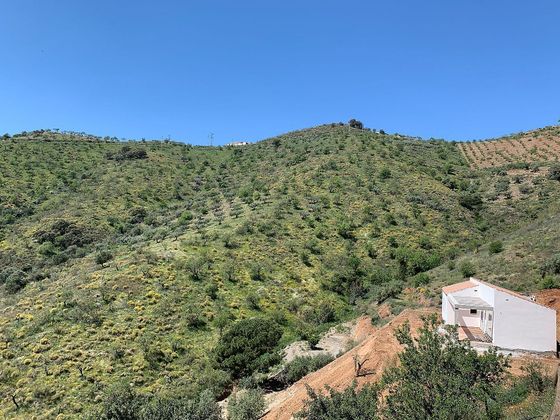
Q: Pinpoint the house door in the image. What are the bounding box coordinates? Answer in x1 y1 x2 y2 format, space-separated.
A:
484 312 493 338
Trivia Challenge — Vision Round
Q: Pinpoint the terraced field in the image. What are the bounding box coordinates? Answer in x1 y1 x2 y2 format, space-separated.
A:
458 126 560 169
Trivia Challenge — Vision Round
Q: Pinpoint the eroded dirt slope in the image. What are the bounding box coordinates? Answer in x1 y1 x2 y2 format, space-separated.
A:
264 309 436 420
265 303 560 420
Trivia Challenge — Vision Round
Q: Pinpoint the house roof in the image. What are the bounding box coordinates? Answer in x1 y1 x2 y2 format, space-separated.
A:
443 278 553 311
448 295 493 310
473 278 526 300
442 280 476 294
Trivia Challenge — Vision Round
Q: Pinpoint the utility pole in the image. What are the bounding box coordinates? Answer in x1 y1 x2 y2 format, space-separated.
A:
208 132 214 147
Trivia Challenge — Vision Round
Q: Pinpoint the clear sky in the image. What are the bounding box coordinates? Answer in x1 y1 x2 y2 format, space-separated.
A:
1 1 559 145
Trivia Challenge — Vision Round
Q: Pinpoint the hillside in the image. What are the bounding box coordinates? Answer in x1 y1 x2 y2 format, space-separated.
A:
458 126 560 169
1 125 560 418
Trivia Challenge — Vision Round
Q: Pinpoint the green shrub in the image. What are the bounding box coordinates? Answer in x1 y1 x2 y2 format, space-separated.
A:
539 276 559 290
278 354 334 386
301 300 337 325
394 247 441 277
494 179 510 194
296 383 379 420
205 282 219 300
184 308 207 329
541 254 560 276
95 384 221 420
245 292 260 310
4 271 28 294
520 362 550 394
459 193 483 211
227 389 266 420
382 315 510 419
184 256 209 281
348 119 364 129
141 391 221 420
248 261 266 281
460 261 476 278
488 241 503 255
297 323 322 349
411 273 430 287
96 249 114 265
129 207 147 224
336 218 355 240
215 318 282 378
97 383 144 419
193 368 232 400
379 167 392 179
548 165 560 181
107 145 148 161
178 211 193 226
322 253 368 303
34 219 94 250
372 281 403 303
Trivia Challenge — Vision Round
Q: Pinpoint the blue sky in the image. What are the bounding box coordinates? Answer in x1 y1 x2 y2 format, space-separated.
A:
0 1 559 145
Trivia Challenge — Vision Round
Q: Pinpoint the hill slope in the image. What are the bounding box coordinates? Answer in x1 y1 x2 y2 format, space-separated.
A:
0 125 559 418
458 126 560 169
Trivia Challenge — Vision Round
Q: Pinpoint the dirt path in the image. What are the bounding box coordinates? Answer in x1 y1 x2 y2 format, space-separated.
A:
282 316 375 363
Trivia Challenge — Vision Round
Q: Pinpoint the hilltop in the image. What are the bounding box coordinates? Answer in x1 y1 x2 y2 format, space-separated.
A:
1 124 560 418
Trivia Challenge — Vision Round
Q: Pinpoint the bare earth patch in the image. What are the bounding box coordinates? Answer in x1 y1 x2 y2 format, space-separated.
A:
264 309 436 420
282 316 375 362
458 127 560 169
265 300 560 420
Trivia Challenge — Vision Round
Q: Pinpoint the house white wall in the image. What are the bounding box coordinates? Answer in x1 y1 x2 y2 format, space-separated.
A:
442 282 487 327
442 278 557 352
472 280 495 306
492 290 556 352
442 292 455 324
455 309 479 327
451 281 495 305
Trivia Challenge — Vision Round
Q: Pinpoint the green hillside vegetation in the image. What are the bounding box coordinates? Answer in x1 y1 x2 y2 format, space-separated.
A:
429 166 560 293
0 125 559 418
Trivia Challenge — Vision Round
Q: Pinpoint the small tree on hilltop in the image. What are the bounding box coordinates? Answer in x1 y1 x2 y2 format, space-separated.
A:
348 119 364 130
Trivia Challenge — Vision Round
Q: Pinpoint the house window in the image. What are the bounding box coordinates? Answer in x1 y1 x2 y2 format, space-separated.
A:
470 309 477 314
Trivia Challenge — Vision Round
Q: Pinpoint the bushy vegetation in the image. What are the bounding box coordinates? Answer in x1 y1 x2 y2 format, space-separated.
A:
214 317 282 379
382 316 509 419
488 240 504 254
297 316 552 420
296 382 379 419
227 389 266 420
93 384 222 420
278 354 334 386
0 126 559 417
548 164 560 181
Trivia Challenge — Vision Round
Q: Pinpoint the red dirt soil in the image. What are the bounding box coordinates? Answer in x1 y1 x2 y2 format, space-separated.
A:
458 127 560 169
265 296 560 420
537 289 560 339
263 309 436 420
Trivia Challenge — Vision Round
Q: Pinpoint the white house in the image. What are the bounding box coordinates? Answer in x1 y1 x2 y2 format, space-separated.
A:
442 278 557 353
226 141 250 147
